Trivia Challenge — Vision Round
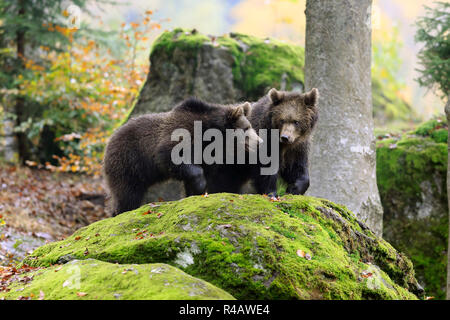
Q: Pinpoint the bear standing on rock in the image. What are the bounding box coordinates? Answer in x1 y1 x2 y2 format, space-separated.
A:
103 98 261 216
203 88 319 197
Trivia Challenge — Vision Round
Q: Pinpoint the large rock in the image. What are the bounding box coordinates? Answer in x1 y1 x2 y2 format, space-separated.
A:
22 194 420 300
0 259 234 300
376 117 448 299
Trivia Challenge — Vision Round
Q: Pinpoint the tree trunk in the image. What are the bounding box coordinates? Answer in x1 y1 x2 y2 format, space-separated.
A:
304 0 383 236
14 0 29 163
445 95 450 300
1 92 20 164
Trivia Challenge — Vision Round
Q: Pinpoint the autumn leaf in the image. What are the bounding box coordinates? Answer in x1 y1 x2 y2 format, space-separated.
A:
360 271 373 278
76 292 87 297
296 249 306 258
297 250 312 260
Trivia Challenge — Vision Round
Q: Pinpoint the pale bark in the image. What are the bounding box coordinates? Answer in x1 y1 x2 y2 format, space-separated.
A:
304 0 384 235
445 95 450 300
1 91 20 164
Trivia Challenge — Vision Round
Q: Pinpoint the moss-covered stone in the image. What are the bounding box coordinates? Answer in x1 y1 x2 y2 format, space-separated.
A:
376 117 448 299
153 29 305 100
22 193 420 300
0 259 234 300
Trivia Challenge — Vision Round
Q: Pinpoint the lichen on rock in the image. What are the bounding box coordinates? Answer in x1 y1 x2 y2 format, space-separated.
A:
21 193 420 300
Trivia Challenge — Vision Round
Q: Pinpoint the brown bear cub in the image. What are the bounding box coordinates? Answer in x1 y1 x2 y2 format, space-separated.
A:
103 98 260 216
203 88 319 197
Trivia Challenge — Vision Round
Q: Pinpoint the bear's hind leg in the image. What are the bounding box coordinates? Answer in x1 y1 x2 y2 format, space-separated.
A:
111 183 147 216
252 172 278 197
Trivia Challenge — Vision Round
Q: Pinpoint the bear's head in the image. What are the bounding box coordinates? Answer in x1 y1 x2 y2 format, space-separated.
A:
227 102 263 152
268 88 319 145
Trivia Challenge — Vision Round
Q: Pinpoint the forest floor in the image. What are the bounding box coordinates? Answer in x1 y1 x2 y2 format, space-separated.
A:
0 164 109 266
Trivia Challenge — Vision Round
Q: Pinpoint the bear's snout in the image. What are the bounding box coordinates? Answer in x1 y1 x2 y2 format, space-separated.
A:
280 134 294 144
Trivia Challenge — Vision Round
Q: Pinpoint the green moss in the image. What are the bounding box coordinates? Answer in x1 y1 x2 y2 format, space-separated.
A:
226 33 305 99
415 117 445 135
22 193 418 300
413 116 448 144
376 135 447 198
151 28 210 59
431 129 448 144
376 123 448 299
0 259 234 300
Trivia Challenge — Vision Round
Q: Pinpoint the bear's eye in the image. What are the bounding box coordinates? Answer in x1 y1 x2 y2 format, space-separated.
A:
294 121 300 126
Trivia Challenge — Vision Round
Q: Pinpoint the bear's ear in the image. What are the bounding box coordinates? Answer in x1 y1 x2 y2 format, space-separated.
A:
230 104 244 120
304 88 319 108
241 102 251 117
268 88 284 104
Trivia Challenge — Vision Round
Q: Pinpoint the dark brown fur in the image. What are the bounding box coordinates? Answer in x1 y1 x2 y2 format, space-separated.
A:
103 98 255 216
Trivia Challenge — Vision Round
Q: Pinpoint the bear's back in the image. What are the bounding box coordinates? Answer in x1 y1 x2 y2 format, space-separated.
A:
173 98 220 115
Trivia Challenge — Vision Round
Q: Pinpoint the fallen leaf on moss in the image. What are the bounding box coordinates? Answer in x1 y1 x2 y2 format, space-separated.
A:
296 250 305 258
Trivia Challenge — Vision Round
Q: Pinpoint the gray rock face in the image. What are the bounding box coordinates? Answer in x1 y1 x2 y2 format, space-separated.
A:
132 41 241 116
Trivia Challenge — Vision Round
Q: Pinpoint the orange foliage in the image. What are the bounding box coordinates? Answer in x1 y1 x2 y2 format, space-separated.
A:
20 10 162 176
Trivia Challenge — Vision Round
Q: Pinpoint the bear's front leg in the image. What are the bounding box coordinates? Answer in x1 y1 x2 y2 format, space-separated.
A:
286 175 310 195
174 164 207 196
252 172 279 198
281 146 310 195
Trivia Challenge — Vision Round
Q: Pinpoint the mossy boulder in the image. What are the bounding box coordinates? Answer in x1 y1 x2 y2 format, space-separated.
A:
0 259 234 300
22 193 420 300
376 117 448 299
130 28 305 117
